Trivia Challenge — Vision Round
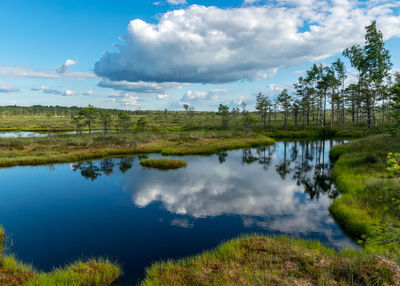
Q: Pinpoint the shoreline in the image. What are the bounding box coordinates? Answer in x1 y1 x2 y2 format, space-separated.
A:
0 132 275 168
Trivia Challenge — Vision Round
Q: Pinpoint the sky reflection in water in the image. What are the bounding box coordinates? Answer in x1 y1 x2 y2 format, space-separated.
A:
0 140 354 285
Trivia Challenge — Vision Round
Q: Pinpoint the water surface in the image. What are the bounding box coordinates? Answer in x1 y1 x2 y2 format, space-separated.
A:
0 140 354 285
0 130 108 138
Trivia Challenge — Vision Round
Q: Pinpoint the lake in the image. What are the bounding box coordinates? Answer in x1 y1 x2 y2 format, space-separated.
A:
0 140 354 285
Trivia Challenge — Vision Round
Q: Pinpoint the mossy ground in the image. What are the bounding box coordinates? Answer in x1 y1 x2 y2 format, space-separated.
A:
141 235 398 286
0 131 275 168
0 226 121 286
329 135 400 259
140 158 187 170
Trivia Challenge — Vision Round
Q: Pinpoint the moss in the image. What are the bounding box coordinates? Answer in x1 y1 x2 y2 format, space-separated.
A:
140 158 187 170
140 235 397 286
329 134 400 257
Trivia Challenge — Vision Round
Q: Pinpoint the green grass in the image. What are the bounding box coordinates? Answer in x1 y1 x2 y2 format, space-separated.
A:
141 234 397 286
0 131 275 168
140 158 187 170
264 127 369 140
0 110 384 136
329 135 400 259
0 226 121 286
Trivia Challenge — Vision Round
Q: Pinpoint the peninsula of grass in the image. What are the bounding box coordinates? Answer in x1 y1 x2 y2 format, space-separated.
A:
329 134 400 259
263 127 370 140
0 131 275 168
0 226 121 286
141 234 398 286
140 158 187 170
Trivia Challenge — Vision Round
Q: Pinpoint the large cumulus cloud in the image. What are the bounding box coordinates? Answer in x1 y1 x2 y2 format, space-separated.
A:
95 1 400 84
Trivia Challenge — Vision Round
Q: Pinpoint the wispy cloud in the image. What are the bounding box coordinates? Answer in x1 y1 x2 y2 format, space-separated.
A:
56 59 77 74
30 85 76 96
98 79 182 94
157 94 169 100
166 0 187 5
82 90 93 96
109 91 141 109
0 82 19 93
180 89 228 103
0 65 96 80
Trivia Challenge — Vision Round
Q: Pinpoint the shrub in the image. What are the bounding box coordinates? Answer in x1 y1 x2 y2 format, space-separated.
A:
387 152 400 177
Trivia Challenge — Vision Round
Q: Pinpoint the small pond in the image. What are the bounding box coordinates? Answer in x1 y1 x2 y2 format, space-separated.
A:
0 130 108 138
0 140 354 285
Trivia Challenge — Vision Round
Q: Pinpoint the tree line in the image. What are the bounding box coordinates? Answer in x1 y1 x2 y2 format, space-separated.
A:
70 105 148 134
250 21 399 131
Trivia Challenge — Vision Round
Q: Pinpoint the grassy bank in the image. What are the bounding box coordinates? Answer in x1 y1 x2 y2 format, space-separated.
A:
0 227 120 286
329 135 400 259
141 235 398 286
140 158 187 170
0 131 275 168
264 127 369 140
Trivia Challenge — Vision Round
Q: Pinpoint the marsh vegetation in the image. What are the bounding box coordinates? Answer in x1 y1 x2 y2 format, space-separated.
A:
140 158 187 170
0 20 400 285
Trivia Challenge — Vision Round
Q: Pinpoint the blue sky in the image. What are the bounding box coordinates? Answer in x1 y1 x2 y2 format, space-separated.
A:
0 0 399 111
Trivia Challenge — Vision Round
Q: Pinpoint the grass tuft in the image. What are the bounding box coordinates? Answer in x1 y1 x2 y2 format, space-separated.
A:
140 235 397 286
140 158 187 170
0 226 121 286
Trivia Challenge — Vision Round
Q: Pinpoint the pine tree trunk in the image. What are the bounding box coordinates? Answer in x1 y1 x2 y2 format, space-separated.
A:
330 90 334 129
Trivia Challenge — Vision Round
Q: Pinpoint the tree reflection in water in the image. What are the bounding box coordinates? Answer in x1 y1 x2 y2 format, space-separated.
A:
118 157 134 173
238 139 341 199
217 152 228 164
72 157 135 180
71 140 343 200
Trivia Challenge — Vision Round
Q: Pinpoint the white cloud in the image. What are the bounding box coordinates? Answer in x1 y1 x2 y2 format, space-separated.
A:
30 85 76 96
98 79 182 94
234 96 245 105
63 89 75 96
170 218 193 228
56 59 77 74
0 65 96 80
157 94 169 100
82 90 93 96
0 82 19 93
167 0 187 4
180 89 228 103
95 2 400 85
243 0 261 5
109 92 140 109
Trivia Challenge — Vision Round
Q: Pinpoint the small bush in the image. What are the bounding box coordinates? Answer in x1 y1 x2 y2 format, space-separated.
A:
387 152 400 177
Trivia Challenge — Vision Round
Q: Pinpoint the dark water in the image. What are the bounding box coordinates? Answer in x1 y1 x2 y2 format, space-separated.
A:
0 140 354 285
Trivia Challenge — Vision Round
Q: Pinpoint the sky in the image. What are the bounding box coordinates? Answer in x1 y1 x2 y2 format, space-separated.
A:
0 0 400 111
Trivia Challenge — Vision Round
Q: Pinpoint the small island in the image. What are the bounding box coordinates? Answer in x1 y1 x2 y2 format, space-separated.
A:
140 158 187 170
